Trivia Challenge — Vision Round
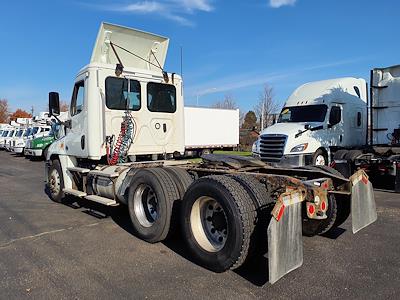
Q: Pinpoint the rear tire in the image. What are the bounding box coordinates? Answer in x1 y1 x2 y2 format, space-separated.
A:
229 174 274 255
163 167 193 199
333 149 348 160
181 175 256 272
128 168 180 243
302 194 337 236
344 150 363 161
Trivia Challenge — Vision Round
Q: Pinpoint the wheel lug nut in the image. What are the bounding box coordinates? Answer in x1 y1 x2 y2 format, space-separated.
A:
206 216 212 222
211 228 216 234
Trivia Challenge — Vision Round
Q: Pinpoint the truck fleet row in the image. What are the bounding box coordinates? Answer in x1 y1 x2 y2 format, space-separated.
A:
39 23 378 284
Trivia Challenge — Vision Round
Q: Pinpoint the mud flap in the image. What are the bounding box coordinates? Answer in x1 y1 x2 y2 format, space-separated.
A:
268 201 303 284
350 170 377 233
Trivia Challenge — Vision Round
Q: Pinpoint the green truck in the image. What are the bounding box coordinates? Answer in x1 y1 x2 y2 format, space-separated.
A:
25 124 60 158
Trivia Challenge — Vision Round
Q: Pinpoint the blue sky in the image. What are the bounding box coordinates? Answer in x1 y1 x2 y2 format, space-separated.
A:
0 0 399 114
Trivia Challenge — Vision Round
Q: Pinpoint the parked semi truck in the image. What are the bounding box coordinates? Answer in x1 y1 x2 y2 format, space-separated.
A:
253 67 400 191
45 23 377 283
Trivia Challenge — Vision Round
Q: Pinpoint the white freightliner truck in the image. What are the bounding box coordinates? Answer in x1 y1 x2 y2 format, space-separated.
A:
253 66 400 191
45 23 377 284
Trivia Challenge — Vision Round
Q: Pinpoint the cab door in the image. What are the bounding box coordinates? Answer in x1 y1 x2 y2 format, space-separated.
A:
327 104 345 147
64 77 88 157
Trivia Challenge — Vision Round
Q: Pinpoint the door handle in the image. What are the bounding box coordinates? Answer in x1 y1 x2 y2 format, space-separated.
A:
163 123 167 133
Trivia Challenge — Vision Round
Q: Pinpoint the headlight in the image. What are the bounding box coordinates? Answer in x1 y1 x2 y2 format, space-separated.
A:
290 143 308 152
252 140 260 153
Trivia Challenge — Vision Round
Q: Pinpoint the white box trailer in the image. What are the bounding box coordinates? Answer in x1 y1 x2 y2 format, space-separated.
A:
184 107 239 155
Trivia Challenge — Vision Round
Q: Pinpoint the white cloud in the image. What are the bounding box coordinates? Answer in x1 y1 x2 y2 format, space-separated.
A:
269 0 297 8
185 56 369 98
93 0 214 26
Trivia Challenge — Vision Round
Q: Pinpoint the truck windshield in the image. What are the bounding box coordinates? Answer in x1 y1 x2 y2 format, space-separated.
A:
278 105 328 123
16 130 24 137
2 131 8 137
31 127 39 136
49 124 59 136
24 128 32 137
8 130 15 137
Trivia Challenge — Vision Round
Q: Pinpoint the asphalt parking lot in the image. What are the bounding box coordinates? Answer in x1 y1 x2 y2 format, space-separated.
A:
0 151 399 299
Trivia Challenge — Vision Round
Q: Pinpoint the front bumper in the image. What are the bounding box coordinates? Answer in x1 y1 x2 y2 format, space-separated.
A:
25 148 43 157
13 147 24 154
253 152 313 167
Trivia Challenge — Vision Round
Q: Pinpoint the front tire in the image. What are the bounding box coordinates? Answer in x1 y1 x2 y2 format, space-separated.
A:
312 149 328 166
181 175 256 272
47 159 65 203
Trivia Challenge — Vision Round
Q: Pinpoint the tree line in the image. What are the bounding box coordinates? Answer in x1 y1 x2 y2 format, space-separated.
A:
0 99 68 123
210 83 281 151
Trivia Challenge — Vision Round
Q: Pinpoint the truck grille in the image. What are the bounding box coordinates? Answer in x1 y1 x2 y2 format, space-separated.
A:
259 134 287 162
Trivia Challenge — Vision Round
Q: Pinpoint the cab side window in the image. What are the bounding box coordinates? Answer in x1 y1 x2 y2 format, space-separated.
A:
71 81 85 116
329 106 341 126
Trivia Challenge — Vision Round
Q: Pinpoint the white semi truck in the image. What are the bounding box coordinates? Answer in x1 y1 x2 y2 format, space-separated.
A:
45 23 377 284
253 66 400 191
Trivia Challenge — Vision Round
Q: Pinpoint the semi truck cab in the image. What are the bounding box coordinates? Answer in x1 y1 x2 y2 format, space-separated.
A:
253 78 368 166
48 23 184 163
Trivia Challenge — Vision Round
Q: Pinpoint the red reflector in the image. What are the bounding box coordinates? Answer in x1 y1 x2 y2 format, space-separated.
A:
321 201 326 211
277 205 285 221
361 175 368 185
308 204 315 215
322 182 329 189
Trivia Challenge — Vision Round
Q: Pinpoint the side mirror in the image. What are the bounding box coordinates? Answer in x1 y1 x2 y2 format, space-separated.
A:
49 92 60 117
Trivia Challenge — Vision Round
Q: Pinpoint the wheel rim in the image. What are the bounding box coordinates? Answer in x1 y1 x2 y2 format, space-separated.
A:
315 154 326 166
133 184 159 227
49 168 61 196
190 196 228 252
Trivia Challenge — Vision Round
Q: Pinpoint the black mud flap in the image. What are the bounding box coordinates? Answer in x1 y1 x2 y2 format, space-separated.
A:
268 199 303 284
350 170 377 233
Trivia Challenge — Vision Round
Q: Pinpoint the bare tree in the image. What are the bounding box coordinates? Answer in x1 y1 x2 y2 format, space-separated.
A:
254 83 280 130
212 94 238 110
0 99 9 123
60 101 69 112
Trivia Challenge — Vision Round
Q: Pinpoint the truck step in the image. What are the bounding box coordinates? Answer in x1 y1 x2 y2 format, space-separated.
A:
88 170 119 178
85 195 118 206
67 167 91 173
63 188 87 197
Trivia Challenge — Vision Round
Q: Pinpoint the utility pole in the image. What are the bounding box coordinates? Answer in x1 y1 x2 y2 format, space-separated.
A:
261 101 265 130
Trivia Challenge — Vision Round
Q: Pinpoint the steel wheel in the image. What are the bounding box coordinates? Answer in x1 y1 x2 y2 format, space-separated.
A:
190 196 229 252
49 168 61 197
133 184 159 227
315 154 326 166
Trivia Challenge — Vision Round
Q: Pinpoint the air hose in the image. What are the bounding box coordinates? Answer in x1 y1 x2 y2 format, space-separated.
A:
107 111 135 165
